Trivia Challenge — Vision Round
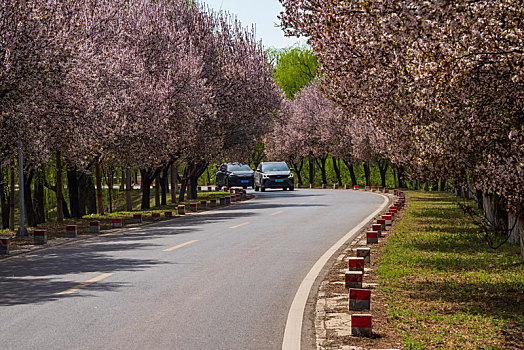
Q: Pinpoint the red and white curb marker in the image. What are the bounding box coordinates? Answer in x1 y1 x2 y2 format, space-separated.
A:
345 270 363 289
190 203 198 212
353 185 359 190
112 218 123 228
366 231 378 244
378 186 383 192
372 223 382 237
177 205 185 215
152 213 161 221
165 211 173 218
66 225 77 238
34 229 47 245
348 257 365 272
133 214 142 223
371 186 377 192
209 199 217 208
357 247 371 264
377 219 386 230
0 237 9 254
382 214 392 226
365 186 370 191
349 288 371 311
200 200 207 209
90 221 100 233
384 187 389 193
351 314 372 337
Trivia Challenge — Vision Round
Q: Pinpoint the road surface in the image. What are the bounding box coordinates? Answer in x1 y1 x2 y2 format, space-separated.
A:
0 189 384 349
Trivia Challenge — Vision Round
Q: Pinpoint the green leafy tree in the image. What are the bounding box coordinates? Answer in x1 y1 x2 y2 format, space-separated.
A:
268 46 318 99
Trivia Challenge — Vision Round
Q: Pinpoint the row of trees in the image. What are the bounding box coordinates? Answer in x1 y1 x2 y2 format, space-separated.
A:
0 0 281 230
278 1 523 257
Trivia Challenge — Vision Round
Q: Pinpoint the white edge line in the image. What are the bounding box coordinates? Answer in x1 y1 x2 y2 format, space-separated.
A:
282 193 389 350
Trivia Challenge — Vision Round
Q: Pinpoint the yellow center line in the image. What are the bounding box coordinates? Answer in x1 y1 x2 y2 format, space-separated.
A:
270 210 284 216
163 240 198 252
230 222 250 229
58 273 114 295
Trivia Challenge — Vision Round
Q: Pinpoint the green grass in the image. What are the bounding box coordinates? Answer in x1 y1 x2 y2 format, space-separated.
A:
379 191 523 349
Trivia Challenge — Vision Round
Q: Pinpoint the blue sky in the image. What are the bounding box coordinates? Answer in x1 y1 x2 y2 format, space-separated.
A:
199 0 305 49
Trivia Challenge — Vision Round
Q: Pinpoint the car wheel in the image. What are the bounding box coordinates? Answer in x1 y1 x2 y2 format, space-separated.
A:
283 187 287 191
290 186 295 191
243 185 247 189
261 186 265 192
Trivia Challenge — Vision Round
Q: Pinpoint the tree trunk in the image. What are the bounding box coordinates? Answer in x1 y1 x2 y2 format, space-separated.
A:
332 157 342 186
439 178 446 192
160 165 170 206
518 216 524 262
392 166 398 188
377 159 389 188
342 159 358 187
85 171 97 214
397 166 406 188
475 189 484 210
0 167 8 229
56 150 64 223
78 172 87 217
23 168 36 227
363 161 371 187
95 161 104 215
104 168 114 213
9 166 15 230
493 193 508 234
483 192 495 225
33 170 46 224
178 164 190 202
140 169 158 210
170 164 177 203
67 166 80 218
125 170 132 211
154 173 160 207
308 156 315 186
508 213 519 245
291 159 304 186
315 156 328 185
432 179 439 191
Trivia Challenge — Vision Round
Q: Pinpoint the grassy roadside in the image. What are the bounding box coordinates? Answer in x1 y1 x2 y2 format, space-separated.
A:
1 190 233 252
379 191 524 349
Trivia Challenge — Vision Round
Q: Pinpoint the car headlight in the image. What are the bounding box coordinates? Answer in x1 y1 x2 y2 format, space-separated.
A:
289 173 294 178
262 174 269 179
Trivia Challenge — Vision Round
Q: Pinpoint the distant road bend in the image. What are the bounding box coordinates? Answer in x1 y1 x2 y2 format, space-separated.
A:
0 189 385 350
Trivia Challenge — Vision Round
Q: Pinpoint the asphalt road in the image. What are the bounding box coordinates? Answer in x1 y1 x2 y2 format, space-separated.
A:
0 189 384 350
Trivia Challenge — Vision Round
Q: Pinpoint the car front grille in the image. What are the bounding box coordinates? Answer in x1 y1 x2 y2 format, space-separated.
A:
269 175 288 179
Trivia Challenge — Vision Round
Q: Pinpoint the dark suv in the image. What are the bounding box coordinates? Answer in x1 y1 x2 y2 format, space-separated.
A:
254 162 294 191
215 163 254 189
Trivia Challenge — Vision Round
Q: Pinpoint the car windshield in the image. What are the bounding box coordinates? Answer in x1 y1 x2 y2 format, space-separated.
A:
228 164 251 171
262 163 289 172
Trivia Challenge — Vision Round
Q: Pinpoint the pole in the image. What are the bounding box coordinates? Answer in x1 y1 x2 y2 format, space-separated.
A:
16 128 28 237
